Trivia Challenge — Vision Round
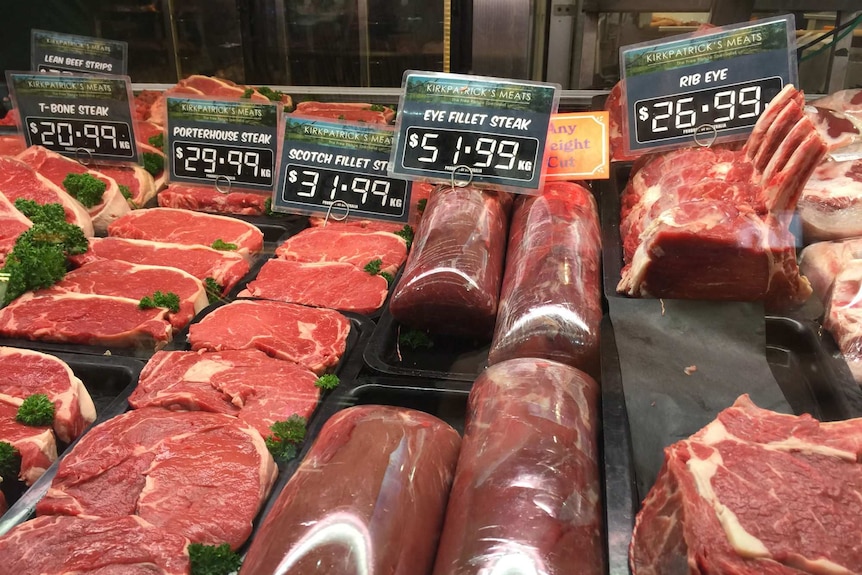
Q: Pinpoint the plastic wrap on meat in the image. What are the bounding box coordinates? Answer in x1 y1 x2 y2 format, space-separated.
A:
432 358 603 575
488 182 601 375
242 405 461 575
389 185 511 339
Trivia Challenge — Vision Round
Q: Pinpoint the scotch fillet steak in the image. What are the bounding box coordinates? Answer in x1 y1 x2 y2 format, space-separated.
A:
130 349 321 438
0 291 173 350
275 227 407 276
36 407 277 550
108 207 264 257
618 85 827 310
0 155 93 236
158 183 270 216
71 236 250 296
241 406 461 575
238 258 390 315
0 346 96 444
16 145 130 234
188 299 351 374
0 515 191 575
44 259 208 330
0 191 31 267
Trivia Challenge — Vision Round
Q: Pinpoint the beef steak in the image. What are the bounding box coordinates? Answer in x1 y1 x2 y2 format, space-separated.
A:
158 183 270 216
188 299 350 374
36 407 277 549
798 158 862 242
0 400 56 485
0 191 31 267
275 227 407 275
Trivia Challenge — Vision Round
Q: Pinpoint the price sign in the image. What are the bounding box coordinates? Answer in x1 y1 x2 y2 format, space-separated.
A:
274 116 410 222
620 15 797 155
166 97 281 191
391 71 559 192
31 29 127 76
7 72 138 163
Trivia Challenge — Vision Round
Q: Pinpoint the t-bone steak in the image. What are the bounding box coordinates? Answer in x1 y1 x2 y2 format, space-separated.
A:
238 258 390 315
188 299 351 374
630 394 862 574
0 515 191 575
0 191 31 267
94 163 157 208
108 207 264 257
36 407 277 550
129 349 321 438
275 227 407 275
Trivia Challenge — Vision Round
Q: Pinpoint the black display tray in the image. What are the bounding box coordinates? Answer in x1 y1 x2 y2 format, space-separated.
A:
0 351 144 533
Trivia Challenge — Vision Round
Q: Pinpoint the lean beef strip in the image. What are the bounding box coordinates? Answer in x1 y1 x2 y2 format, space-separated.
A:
275 227 408 276
797 158 862 242
71 236 250 296
618 85 826 310
0 291 172 350
0 346 96 444
389 185 511 338
0 400 56 485
630 394 862 574
16 145 130 234
93 162 156 208
432 358 603 575
0 155 93 236
242 405 461 575
108 207 264 257
130 349 321 438
158 183 270 216
0 191 31 266
44 259 208 330
488 182 602 375
0 515 190 575
36 407 277 550
188 299 351 374
238 258 390 315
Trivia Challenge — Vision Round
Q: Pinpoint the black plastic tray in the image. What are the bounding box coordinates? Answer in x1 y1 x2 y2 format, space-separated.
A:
363 305 489 382
0 351 144 533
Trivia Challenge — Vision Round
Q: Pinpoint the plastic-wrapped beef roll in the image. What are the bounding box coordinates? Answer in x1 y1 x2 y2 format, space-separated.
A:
241 405 462 575
488 181 602 376
388 184 511 339
433 358 604 575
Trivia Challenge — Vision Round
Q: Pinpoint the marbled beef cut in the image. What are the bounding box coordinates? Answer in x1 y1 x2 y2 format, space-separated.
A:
275 227 407 275
36 407 277 549
0 515 191 575
488 182 602 375
630 395 862 574
389 185 510 338
432 358 603 575
241 405 461 575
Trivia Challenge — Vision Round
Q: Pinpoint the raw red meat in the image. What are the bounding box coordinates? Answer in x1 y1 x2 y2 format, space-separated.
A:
0 515 191 575
0 134 26 156
134 89 163 123
0 155 93 236
0 346 96 444
157 183 270 215
239 258 390 315
134 120 164 144
812 88 862 122
605 82 639 162
72 237 250 295
242 405 461 575
618 85 826 310
630 394 862 574
93 163 156 208
36 407 277 549
0 400 56 485
294 101 396 124
275 227 407 275
488 182 602 375
137 141 167 190
798 158 862 241
108 207 264 257
798 237 862 304
16 145 130 234
804 106 862 152
308 216 409 234
45 259 207 330
389 185 511 338
0 192 31 266
130 349 320 438
188 299 350 374
823 260 862 384
147 85 205 126
0 291 173 350
433 358 603 575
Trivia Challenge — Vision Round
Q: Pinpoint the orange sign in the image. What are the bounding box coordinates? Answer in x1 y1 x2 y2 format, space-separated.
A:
544 112 609 180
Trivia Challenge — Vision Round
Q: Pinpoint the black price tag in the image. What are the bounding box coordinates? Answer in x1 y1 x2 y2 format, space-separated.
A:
621 15 797 155
390 71 559 193
31 29 127 76
274 117 410 222
165 97 281 192
7 72 138 163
